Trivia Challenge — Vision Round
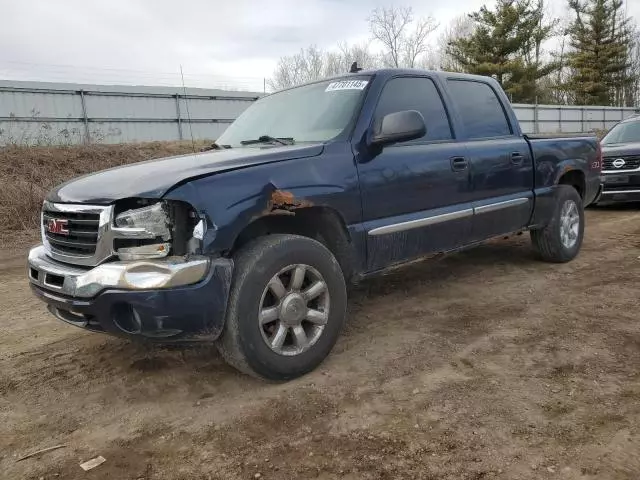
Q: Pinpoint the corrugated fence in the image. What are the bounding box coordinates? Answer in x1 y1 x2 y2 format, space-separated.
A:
0 80 259 145
513 103 638 134
1 80 638 145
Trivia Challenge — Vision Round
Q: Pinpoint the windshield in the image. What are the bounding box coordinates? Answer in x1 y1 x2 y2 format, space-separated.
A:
216 77 370 147
602 120 640 145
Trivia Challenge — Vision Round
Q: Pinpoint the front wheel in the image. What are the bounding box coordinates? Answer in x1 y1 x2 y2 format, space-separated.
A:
530 185 585 263
216 234 347 380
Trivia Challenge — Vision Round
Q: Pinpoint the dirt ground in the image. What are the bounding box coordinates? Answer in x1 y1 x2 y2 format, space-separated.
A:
1 207 639 480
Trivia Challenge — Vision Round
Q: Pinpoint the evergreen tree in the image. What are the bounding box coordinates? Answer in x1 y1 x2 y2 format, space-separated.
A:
566 0 634 106
445 0 558 103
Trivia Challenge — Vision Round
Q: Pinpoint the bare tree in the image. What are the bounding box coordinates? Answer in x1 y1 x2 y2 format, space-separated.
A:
267 41 382 91
268 6 437 90
419 49 442 70
405 17 440 68
337 41 382 71
267 46 345 91
368 6 438 68
437 15 476 71
522 0 558 70
554 33 569 104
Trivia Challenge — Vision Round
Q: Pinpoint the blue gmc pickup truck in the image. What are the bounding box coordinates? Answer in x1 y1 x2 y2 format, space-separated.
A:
28 69 603 380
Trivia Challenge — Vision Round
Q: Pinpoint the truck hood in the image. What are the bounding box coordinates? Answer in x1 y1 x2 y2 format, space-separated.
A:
602 142 640 157
48 144 324 204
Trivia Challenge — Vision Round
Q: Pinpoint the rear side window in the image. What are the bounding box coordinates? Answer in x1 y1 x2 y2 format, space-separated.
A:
374 77 453 142
447 80 511 139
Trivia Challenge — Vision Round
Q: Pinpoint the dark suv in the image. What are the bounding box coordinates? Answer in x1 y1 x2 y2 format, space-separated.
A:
600 115 640 203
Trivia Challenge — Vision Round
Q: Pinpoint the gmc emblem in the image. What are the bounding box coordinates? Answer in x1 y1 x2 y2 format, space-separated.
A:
46 218 69 235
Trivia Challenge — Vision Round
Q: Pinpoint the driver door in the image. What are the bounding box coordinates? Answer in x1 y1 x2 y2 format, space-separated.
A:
356 75 474 271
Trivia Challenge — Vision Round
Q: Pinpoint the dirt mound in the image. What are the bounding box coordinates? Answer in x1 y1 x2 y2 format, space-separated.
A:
0 141 208 241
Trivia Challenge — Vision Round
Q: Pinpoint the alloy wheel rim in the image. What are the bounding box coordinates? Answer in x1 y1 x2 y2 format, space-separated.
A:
258 264 330 356
559 199 580 249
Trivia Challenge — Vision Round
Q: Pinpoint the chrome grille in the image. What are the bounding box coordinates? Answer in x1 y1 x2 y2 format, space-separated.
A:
41 202 113 267
41 201 165 267
603 155 640 171
42 210 100 255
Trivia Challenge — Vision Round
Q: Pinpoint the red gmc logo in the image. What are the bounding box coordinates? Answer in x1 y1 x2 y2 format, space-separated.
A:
47 218 69 235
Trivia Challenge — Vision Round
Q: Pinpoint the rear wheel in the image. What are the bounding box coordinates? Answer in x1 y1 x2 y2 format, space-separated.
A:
216 234 347 380
531 185 584 263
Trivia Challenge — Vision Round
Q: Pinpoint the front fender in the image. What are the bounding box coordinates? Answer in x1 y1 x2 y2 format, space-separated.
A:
163 143 362 256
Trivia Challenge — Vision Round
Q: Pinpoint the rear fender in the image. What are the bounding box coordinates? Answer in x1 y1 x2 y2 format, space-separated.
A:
531 162 586 228
553 161 587 188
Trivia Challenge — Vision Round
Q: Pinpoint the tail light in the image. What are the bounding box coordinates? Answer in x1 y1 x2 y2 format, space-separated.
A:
591 142 603 171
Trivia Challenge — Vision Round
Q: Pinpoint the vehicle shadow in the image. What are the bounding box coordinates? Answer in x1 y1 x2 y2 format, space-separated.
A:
589 201 640 211
119 238 536 372
350 236 536 300
14 236 540 400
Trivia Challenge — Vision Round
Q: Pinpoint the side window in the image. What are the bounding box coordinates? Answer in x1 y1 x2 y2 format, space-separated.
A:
374 77 453 142
446 80 511 139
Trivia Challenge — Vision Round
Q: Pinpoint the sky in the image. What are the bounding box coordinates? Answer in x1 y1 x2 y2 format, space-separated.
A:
1 0 639 91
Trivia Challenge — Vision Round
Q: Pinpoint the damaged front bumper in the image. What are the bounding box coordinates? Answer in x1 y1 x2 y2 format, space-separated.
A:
27 245 233 341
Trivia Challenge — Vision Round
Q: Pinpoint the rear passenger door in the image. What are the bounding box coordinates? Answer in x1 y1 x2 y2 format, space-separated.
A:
446 80 534 241
357 76 474 271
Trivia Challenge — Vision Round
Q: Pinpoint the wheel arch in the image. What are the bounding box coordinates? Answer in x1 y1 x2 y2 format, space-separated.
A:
556 168 586 199
229 206 356 281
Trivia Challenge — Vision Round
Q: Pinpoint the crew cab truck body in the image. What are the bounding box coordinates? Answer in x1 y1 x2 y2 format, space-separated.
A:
28 69 602 380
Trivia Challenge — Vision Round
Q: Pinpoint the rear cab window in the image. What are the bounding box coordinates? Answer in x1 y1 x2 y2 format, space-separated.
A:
446 80 512 139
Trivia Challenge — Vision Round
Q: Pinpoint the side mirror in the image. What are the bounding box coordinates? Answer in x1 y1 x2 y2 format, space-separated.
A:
371 110 426 146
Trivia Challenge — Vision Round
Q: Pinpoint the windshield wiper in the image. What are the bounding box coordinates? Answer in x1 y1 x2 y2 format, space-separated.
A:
240 135 295 146
201 142 232 152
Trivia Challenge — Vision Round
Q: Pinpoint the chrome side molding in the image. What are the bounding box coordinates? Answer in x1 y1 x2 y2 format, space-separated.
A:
474 198 530 215
601 189 640 195
368 198 530 236
368 209 473 236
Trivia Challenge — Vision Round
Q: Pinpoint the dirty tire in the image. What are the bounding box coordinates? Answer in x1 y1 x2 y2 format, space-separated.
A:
216 234 347 381
531 185 585 263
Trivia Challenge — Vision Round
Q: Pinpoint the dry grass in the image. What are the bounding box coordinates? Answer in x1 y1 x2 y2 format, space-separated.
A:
0 141 209 241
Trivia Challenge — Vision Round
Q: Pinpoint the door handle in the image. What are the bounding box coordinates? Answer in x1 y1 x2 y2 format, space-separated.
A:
511 152 525 165
450 156 468 171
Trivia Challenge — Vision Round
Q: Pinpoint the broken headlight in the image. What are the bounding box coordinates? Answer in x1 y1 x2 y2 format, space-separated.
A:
115 202 170 236
114 202 171 260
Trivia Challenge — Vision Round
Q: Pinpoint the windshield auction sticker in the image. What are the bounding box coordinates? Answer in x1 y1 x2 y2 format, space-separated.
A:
325 80 369 92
